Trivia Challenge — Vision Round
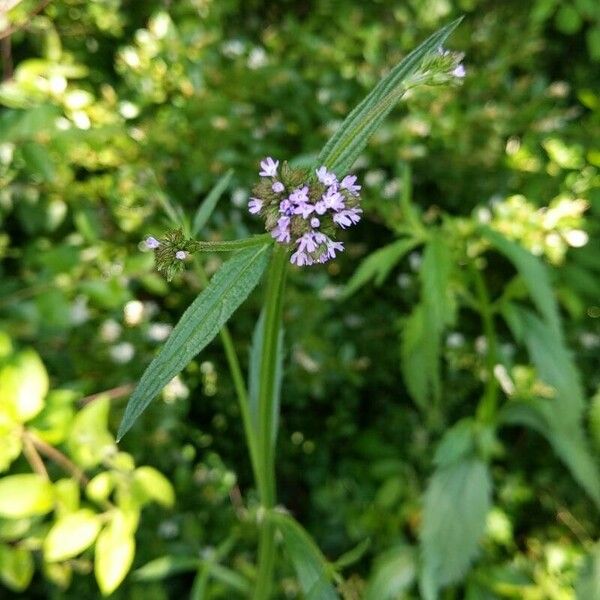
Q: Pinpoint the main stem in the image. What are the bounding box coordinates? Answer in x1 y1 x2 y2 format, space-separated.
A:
253 245 288 600
471 266 500 423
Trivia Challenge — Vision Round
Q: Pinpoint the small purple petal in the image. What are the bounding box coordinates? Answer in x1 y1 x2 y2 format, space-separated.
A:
316 166 337 186
310 217 320 228
453 64 466 78
272 181 285 193
145 236 160 249
259 157 279 177
340 175 361 196
248 198 263 214
175 250 187 260
322 186 345 211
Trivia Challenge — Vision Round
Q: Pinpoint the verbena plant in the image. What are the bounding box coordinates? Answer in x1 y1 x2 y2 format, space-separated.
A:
117 19 465 599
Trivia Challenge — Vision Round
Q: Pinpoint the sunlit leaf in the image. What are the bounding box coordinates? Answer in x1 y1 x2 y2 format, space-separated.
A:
117 244 271 441
94 510 136 596
0 474 54 519
0 348 49 422
44 509 101 562
132 466 175 508
134 555 200 581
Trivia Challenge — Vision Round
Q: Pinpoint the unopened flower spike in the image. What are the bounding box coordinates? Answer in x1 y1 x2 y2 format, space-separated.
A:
248 157 363 266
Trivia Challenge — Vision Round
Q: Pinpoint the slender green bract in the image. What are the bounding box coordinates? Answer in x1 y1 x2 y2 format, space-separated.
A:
117 244 272 441
317 17 462 175
192 169 234 236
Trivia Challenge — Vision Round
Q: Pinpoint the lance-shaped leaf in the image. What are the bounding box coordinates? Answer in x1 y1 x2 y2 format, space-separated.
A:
272 512 340 600
117 244 271 441
317 18 462 175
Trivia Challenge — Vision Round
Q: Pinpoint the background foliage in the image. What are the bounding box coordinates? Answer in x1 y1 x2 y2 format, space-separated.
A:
0 0 599 598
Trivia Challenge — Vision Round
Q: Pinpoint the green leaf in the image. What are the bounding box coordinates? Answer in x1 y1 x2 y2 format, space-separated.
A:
0 544 34 591
134 555 200 581
21 142 55 182
192 169 234 236
434 419 476 467
501 400 600 510
317 18 462 175
67 397 115 468
482 227 561 335
53 478 80 516
576 541 600 599
132 466 175 508
401 232 454 409
364 545 417 600
273 512 340 600
94 510 136 596
0 348 49 422
44 509 101 562
0 474 54 519
401 304 440 409
86 472 114 503
248 309 284 448
117 244 271 441
343 238 420 298
420 458 492 600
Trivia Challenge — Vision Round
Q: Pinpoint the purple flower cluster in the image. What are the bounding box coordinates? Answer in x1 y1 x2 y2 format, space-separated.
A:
249 157 362 266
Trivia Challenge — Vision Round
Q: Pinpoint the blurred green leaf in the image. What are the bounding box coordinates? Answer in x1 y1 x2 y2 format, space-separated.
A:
343 238 419 298
44 509 101 562
20 142 55 182
273 512 339 600
0 544 34 591
576 541 600 599
483 227 560 335
192 169 234 236
0 474 54 519
420 458 492 600
117 244 271 441
134 555 200 581
364 545 417 600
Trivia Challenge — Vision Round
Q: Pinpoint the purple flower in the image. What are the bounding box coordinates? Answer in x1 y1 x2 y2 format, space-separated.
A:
271 216 291 243
453 64 466 78
279 199 294 215
297 232 318 253
316 166 337 186
326 238 344 259
290 249 313 266
175 250 187 260
293 201 315 219
322 186 345 211
289 186 309 204
272 181 285 193
259 157 279 177
333 207 362 229
248 198 263 214
314 200 327 215
340 175 361 196
145 236 160 249
310 217 320 228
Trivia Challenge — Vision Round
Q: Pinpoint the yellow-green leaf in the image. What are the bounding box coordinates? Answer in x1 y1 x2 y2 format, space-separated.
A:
67 398 115 468
0 474 54 519
94 510 135 596
132 466 175 508
44 509 101 562
86 472 114 503
53 478 80 516
0 349 49 422
0 544 34 591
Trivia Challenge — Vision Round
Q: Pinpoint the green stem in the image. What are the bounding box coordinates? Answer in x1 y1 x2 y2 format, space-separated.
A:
471 265 500 423
190 234 271 253
253 245 288 600
192 259 263 496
